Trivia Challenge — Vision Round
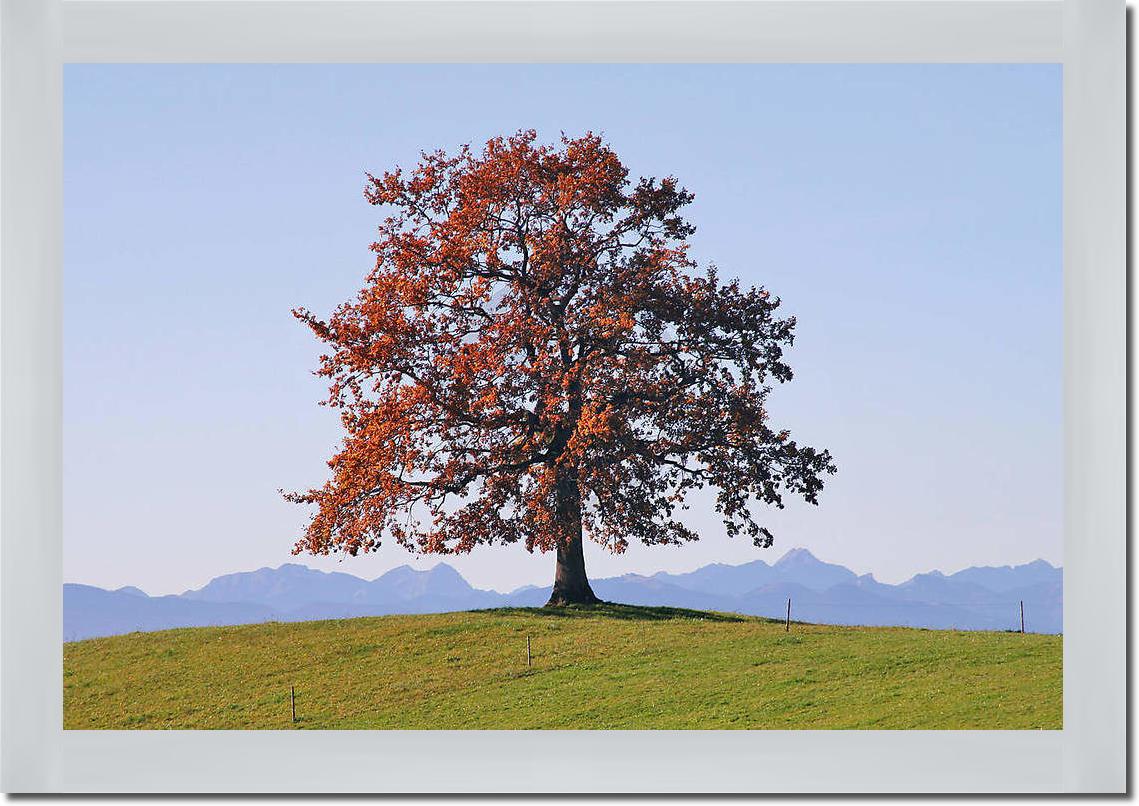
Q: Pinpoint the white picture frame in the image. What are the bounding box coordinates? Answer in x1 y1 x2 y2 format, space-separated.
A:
1 0 1124 793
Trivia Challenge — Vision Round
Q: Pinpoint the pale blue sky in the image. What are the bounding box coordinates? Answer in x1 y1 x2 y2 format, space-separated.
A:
64 64 1061 595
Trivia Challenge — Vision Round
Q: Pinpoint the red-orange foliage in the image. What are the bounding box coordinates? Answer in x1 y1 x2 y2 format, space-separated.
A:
288 131 835 604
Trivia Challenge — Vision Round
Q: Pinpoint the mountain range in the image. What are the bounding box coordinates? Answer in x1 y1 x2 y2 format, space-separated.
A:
63 548 1062 641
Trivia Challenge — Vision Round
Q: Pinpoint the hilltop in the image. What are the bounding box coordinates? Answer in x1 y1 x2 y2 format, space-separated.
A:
64 605 1062 730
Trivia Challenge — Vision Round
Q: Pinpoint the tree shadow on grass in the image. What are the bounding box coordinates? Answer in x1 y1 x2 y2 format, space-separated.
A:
475 603 754 623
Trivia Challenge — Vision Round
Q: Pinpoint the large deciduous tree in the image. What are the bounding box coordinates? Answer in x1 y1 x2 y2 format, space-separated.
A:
288 130 835 606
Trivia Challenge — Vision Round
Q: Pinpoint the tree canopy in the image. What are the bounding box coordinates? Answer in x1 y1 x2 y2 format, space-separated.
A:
288 130 835 604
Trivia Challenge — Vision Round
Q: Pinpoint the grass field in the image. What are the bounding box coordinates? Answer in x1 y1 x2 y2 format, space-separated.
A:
63 605 1062 730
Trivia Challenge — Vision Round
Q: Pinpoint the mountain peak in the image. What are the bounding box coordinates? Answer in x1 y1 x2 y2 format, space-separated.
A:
372 562 473 597
776 547 818 566
374 564 416 582
762 547 857 592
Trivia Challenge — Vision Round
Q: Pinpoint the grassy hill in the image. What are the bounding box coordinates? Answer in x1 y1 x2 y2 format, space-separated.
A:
64 605 1061 730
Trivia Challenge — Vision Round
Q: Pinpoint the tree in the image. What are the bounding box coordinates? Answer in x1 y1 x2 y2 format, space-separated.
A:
287 130 836 606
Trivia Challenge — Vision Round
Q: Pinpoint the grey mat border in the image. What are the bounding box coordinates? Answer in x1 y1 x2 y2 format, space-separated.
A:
0 0 1124 793
60 0 1062 63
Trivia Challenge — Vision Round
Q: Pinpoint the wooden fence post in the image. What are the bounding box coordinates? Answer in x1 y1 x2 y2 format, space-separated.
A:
1020 601 1025 634
527 635 532 667
291 685 296 723
786 598 791 632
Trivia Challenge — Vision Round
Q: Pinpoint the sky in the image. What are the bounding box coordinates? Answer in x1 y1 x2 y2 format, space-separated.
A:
63 64 1062 596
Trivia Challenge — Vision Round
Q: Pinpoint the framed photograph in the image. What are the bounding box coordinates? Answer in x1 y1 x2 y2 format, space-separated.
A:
2 0 1124 793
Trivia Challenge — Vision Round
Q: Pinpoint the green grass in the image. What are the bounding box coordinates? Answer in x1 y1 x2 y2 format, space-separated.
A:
63 604 1061 730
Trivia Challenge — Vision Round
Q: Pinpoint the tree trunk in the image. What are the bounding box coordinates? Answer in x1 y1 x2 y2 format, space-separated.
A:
545 470 601 607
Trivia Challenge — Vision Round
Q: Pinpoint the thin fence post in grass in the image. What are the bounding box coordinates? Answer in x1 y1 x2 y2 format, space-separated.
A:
786 598 791 632
1020 601 1025 634
291 685 296 723
527 635 532 667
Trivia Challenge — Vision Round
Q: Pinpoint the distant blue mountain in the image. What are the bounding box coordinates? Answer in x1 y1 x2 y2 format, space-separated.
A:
649 560 774 596
182 563 371 609
182 562 502 615
946 559 1060 593
770 547 858 591
64 584 274 641
63 548 1063 640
